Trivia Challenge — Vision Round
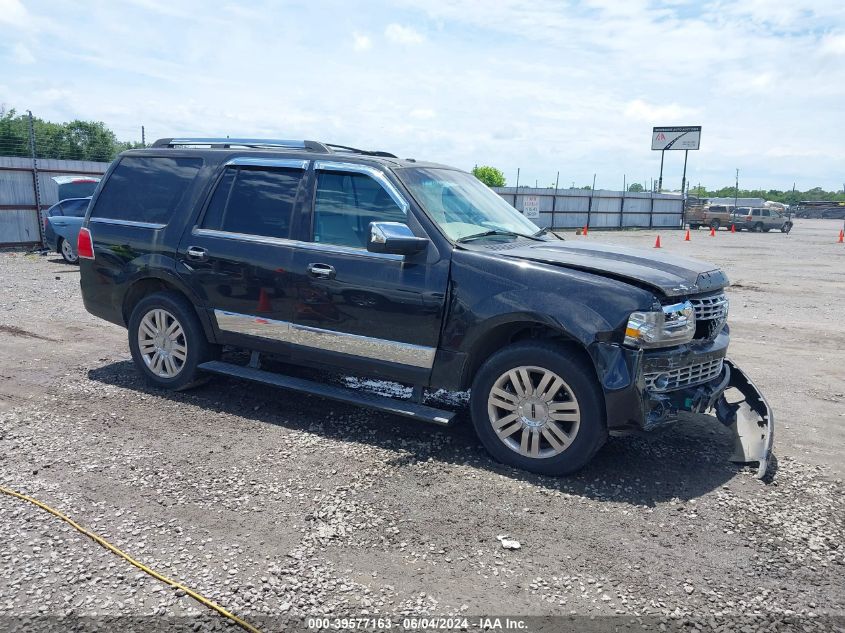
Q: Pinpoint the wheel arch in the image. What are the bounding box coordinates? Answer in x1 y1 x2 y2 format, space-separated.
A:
459 317 598 391
121 273 217 342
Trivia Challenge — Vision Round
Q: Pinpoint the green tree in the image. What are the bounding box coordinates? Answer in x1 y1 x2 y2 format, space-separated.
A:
472 165 506 187
0 106 143 161
627 182 644 192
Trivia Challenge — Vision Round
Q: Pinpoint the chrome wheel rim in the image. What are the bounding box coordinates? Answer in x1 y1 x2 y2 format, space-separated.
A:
137 309 187 378
61 239 77 262
487 366 581 459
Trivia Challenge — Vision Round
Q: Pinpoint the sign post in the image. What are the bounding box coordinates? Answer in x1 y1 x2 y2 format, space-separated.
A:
652 126 701 193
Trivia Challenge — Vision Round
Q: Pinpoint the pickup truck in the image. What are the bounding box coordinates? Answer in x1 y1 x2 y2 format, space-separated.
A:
687 205 733 231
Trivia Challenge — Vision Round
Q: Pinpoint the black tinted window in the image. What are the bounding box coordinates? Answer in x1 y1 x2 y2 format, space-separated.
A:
60 199 90 217
314 171 406 248
91 156 202 224
201 167 301 239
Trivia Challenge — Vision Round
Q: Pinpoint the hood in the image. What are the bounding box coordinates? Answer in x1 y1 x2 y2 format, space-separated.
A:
502 240 728 297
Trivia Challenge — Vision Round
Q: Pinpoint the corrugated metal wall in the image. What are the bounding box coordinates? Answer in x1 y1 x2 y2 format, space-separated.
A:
0 156 110 246
493 187 684 230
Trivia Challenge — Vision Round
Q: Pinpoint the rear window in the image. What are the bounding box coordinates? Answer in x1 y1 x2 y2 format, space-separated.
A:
91 156 202 225
200 166 302 239
60 198 90 217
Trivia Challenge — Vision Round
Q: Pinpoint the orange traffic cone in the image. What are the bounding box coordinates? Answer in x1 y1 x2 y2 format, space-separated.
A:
839 229 844 243
731 224 736 233
710 227 716 237
583 225 589 236
684 229 691 242
654 235 661 248
257 288 272 312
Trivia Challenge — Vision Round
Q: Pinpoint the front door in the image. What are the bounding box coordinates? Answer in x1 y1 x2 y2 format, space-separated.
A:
287 161 449 384
176 158 308 349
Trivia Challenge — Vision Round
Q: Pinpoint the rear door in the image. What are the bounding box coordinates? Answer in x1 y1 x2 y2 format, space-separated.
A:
176 158 308 349
286 161 449 384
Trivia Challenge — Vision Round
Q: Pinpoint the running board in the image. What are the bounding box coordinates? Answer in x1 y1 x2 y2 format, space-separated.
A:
198 360 455 426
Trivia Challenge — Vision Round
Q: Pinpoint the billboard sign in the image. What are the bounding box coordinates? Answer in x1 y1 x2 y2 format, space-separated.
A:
652 126 701 151
523 195 540 218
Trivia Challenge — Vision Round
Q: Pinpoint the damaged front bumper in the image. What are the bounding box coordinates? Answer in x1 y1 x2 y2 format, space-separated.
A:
642 359 774 479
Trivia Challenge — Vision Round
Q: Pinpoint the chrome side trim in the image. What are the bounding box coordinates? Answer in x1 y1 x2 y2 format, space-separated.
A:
89 217 166 229
213 310 435 368
314 160 410 214
171 138 307 148
224 157 309 170
191 228 403 260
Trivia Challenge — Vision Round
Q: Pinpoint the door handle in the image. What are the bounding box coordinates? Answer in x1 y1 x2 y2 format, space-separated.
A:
307 263 336 279
186 246 208 261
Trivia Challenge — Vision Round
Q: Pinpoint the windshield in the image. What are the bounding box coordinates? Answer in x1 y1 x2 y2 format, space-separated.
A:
397 167 541 241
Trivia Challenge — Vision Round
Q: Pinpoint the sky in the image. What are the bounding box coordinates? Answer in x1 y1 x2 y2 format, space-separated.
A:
1 0 844 192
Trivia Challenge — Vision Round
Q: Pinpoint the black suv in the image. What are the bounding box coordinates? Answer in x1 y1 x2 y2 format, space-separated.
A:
77 138 773 477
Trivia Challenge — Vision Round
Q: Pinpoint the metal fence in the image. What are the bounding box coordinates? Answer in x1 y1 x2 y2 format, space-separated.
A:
0 156 110 247
493 187 685 230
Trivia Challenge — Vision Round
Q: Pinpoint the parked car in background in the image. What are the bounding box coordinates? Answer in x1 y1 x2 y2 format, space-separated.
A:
731 207 792 233
44 197 91 263
688 204 733 230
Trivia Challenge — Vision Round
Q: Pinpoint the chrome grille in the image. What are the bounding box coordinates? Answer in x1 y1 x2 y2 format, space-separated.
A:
689 293 728 321
644 358 724 392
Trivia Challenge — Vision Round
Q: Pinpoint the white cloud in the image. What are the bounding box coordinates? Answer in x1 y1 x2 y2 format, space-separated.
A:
12 42 35 64
409 108 435 119
820 32 845 55
623 99 700 123
0 0 28 26
352 32 372 51
385 23 424 45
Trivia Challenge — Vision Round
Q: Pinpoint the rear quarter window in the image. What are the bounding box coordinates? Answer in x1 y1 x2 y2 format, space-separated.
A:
91 156 203 225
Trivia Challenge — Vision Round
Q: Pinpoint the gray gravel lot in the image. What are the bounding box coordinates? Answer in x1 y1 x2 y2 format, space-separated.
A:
1 219 843 632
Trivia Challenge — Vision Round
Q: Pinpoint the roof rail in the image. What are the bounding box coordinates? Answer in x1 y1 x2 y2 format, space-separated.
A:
324 143 397 158
150 138 397 158
151 138 331 153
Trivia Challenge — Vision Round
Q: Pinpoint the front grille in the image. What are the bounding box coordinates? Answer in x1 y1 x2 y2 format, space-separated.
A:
689 293 728 321
644 358 724 392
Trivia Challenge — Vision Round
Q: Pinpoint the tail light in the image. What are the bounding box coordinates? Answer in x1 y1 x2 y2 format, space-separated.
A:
746 215 752 221
77 227 95 260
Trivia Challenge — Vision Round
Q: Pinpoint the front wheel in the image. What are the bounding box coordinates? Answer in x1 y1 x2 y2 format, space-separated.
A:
128 291 217 390
781 222 793 234
59 237 78 264
470 341 607 476
753 222 764 232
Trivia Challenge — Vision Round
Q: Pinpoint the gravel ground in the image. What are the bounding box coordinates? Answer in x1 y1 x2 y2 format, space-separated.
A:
1 218 843 632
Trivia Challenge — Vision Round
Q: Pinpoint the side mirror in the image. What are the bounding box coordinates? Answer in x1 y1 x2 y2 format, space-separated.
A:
367 222 429 256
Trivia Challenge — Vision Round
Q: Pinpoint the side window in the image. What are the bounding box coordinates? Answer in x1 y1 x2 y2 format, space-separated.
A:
201 166 301 239
61 199 90 218
313 171 406 248
91 156 202 224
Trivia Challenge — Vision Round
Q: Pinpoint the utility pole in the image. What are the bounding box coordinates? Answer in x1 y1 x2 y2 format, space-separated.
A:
141 125 146 147
734 168 739 210
27 110 44 247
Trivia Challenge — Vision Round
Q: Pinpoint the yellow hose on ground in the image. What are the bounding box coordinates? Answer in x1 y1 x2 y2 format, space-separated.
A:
0 484 262 633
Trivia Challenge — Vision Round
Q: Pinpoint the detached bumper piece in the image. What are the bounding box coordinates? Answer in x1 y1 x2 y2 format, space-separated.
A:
715 359 774 479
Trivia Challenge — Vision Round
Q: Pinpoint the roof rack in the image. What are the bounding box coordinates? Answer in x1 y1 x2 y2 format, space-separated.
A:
151 138 397 158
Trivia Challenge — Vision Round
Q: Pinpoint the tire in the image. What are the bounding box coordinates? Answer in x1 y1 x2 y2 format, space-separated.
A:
762 227 771 232
689 224 700 230
470 341 607 476
127 291 217 390
753 222 764 232
59 237 78 264
781 222 792 234
709 219 721 231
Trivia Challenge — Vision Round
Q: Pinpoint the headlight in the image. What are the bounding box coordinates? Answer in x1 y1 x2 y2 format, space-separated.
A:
624 301 695 348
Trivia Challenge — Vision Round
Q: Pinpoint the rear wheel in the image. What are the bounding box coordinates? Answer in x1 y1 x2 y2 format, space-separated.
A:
709 219 721 231
470 341 606 476
128 291 217 390
59 237 78 264
753 222 764 232
689 223 700 230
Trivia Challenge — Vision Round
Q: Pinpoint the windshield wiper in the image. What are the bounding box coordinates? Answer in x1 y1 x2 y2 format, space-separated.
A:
457 229 544 243
533 226 563 240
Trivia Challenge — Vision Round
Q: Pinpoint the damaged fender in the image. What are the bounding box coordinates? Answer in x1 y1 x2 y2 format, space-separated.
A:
715 359 774 479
